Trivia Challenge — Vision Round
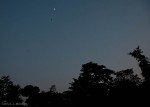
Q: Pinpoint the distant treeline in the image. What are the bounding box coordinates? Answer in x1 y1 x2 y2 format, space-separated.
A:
0 46 150 106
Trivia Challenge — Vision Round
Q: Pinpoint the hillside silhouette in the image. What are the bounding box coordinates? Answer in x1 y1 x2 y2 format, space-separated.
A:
0 46 150 106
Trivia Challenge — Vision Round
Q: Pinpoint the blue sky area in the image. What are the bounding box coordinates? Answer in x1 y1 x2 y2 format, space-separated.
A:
0 0 150 92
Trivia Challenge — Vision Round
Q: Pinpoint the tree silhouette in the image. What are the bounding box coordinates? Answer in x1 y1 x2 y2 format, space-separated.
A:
69 62 114 105
32 85 65 107
129 46 150 83
49 85 57 93
0 76 13 105
129 46 150 105
0 76 22 105
114 69 141 86
109 69 141 103
1 46 150 106
21 85 40 97
6 84 22 105
21 85 40 106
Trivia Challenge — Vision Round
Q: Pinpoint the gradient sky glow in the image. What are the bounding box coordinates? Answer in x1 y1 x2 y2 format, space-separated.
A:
0 0 150 92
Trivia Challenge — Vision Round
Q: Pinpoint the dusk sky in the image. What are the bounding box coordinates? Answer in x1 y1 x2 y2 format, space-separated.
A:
0 0 150 92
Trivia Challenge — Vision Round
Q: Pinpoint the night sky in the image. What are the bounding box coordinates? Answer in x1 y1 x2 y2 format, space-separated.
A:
0 0 150 92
